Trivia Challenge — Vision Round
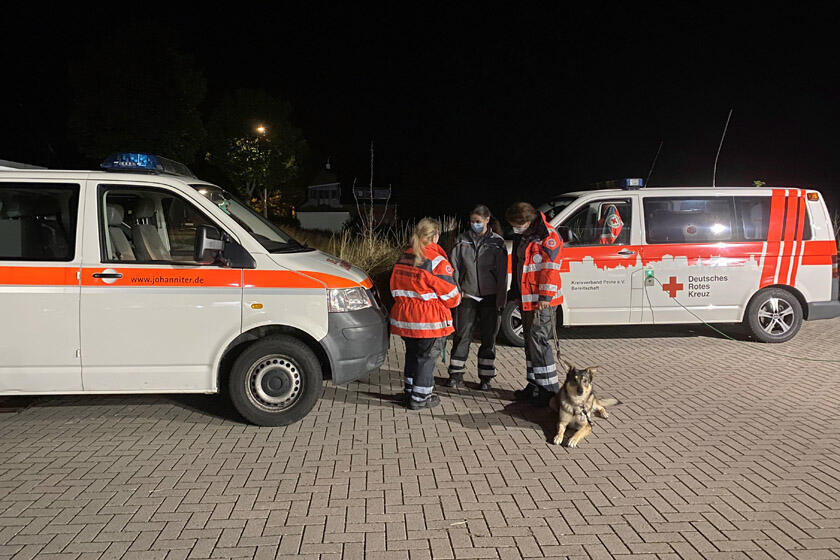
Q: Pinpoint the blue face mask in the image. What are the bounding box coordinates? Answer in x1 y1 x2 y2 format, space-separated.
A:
471 222 485 234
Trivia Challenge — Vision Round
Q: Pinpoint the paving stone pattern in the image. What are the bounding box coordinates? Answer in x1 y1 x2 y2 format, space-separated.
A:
0 319 839 559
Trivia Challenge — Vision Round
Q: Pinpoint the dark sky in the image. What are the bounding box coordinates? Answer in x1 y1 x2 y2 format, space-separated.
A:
2 5 839 217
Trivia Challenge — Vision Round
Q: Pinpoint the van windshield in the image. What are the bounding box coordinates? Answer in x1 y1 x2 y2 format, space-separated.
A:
191 184 311 253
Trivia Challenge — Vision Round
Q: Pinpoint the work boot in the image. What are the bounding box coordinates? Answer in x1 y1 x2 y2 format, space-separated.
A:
513 384 539 401
533 389 555 408
445 376 464 388
408 394 441 410
478 377 492 391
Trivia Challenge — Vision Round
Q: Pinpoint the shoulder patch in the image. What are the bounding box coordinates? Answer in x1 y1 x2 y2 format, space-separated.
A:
445 264 453 274
546 238 557 248
532 254 543 264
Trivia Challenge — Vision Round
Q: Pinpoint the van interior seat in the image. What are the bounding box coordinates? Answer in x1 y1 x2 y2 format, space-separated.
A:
34 197 69 258
132 199 171 262
107 203 135 261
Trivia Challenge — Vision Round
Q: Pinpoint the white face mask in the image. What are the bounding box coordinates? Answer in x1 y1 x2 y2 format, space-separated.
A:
512 226 527 234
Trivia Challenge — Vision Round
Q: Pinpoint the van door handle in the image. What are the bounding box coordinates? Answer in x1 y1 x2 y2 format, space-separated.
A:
92 272 123 279
617 249 636 256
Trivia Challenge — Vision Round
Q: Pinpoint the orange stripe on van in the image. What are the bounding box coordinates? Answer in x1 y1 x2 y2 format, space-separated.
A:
244 270 367 289
81 268 242 287
789 191 808 285
776 189 800 285
760 190 787 288
0 266 79 286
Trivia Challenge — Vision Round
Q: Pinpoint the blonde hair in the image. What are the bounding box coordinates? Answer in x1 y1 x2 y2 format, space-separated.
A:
410 218 441 266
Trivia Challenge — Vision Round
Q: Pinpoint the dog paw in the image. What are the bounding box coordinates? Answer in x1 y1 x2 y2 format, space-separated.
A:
552 435 563 446
598 410 609 419
567 439 579 448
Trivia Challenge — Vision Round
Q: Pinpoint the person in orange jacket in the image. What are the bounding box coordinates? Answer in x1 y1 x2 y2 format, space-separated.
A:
505 202 564 406
390 218 461 410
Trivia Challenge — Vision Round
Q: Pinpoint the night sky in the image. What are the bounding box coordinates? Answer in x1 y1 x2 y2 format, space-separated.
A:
2 6 838 217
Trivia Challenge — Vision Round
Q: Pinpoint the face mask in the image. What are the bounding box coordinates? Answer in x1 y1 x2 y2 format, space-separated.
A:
471 222 485 233
512 226 527 234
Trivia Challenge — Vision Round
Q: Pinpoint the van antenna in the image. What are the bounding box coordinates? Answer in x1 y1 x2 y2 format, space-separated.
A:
712 108 733 188
645 140 663 187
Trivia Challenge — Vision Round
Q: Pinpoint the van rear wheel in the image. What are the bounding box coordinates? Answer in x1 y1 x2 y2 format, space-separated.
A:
229 336 323 426
745 288 803 343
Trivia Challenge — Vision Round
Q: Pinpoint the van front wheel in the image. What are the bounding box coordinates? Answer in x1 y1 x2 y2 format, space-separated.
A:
745 288 803 343
229 336 323 426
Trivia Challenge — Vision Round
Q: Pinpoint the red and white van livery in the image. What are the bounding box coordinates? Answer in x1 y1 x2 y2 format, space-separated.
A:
501 185 839 345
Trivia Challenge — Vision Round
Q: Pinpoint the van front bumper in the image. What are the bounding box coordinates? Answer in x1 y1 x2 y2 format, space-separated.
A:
320 306 390 385
807 300 840 321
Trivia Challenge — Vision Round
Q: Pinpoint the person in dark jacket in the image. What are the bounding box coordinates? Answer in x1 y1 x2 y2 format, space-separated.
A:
446 205 508 390
506 201 564 406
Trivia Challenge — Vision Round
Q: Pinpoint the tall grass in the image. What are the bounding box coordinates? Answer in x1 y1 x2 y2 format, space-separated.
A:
285 217 460 277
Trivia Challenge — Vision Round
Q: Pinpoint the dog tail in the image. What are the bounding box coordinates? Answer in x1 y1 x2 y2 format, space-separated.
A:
597 397 621 408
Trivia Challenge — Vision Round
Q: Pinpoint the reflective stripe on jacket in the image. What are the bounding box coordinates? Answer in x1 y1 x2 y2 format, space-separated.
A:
390 243 461 338
515 213 564 311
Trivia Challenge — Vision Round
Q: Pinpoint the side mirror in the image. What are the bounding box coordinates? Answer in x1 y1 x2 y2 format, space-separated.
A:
194 225 225 264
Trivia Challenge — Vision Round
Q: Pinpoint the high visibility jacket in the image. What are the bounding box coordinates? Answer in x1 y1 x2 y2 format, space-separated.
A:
598 204 624 245
390 243 461 338
514 213 564 311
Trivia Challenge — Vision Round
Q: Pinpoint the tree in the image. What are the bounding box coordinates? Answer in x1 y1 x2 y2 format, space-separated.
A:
68 25 206 164
205 89 308 205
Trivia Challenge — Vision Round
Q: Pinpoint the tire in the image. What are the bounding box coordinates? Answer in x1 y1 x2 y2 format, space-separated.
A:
744 288 803 343
500 301 525 347
228 335 323 426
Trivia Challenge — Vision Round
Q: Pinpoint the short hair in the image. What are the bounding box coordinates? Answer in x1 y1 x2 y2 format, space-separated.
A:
505 202 537 224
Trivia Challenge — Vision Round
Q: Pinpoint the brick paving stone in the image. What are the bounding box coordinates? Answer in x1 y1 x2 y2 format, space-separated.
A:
0 320 838 559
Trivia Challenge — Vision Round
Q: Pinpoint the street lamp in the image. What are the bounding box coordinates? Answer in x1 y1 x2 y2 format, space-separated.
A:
255 124 268 217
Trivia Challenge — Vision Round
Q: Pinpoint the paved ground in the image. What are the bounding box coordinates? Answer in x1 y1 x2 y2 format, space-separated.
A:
0 319 839 560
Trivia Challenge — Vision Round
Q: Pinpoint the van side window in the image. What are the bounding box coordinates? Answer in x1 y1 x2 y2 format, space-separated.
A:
99 186 219 264
0 183 79 261
735 197 771 240
560 198 632 246
733 196 812 241
644 197 734 244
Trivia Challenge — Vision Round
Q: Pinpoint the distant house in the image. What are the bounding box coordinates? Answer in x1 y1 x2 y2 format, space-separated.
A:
296 161 398 232
297 163 352 232
352 185 398 226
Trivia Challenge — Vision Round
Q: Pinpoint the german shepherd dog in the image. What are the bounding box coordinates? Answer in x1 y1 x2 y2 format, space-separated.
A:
550 364 619 447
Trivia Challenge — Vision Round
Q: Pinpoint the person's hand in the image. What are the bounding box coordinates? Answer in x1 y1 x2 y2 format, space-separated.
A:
537 301 550 310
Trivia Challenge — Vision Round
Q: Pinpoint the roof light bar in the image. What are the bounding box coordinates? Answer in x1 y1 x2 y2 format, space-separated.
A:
101 153 196 178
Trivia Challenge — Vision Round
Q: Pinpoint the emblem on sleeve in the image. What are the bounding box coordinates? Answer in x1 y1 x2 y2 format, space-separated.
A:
532 254 543 264
546 238 557 248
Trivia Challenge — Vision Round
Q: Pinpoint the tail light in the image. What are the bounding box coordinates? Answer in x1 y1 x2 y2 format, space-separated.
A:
833 254 838 279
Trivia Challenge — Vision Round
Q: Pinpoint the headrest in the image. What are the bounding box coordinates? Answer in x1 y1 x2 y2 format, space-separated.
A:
0 199 27 219
134 198 156 219
107 203 125 226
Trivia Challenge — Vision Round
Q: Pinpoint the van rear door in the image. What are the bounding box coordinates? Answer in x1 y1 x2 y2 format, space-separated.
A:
0 180 83 392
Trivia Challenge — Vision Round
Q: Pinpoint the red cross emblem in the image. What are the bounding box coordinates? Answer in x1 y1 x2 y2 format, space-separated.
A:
662 276 684 298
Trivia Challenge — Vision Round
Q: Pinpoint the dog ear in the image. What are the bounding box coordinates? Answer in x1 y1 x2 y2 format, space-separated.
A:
587 366 600 378
560 360 574 374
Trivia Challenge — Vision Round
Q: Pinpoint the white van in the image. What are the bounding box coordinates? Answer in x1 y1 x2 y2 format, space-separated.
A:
500 181 840 345
0 153 389 425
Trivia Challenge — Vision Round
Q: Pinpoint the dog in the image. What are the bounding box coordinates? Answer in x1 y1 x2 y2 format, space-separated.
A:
549 364 619 447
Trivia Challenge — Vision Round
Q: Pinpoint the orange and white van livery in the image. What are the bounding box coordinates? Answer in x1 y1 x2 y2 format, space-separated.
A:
500 181 840 345
0 154 389 425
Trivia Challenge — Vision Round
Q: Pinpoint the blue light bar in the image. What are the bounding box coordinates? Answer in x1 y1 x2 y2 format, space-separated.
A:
621 178 644 188
101 153 195 177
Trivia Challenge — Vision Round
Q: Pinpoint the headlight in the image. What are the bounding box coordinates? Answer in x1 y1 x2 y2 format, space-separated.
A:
327 287 373 312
